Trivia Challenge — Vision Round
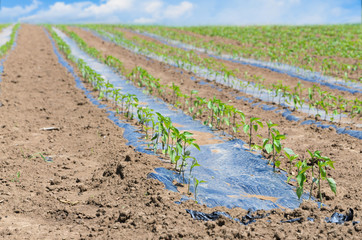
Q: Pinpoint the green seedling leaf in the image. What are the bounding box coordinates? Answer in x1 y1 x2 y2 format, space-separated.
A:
265 143 273 154
299 166 311 175
182 131 194 137
191 90 198 95
243 124 250 134
296 186 303 200
296 171 306 186
190 162 201 171
274 140 282 153
319 163 327 179
192 143 200 151
327 178 337 195
284 147 295 156
256 121 263 128
250 117 260 122
327 160 335 169
38 153 49 162
275 160 281 168
275 134 286 140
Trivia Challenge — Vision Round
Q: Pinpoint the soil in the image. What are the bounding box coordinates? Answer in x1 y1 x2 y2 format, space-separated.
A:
118 27 360 102
0 24 361 239
68 24 362 210
69 25 362 130
140 27 361 82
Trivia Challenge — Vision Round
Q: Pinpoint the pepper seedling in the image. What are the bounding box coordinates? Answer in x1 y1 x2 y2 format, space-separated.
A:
243 117 263 150
306 150 336 202
263 128 285 172
193 177 206 203
284 147 299 178
187 158 201 195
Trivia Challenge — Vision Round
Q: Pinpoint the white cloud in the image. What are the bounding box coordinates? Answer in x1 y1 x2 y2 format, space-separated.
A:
0 0 40 22
163 1 193 19
1 0 358 25
134 17 157 24
134 1 194 24
20 0 134 23
144 1 164 14
18 0 193 24
86 0 133 15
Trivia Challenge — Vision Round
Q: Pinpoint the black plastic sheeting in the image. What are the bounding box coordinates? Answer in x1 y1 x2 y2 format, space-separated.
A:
235 96 254 103
281 109 300 122
211 54 362 94
281 217 314 223
188 68 362 139
135 30 362 94
325 209 360 225
0 25 13 46
48 27 362 228
301 120 362 140
89 28 362 140
186 209 269 225
196 79 302 123
48 28 361 228
45 29 156 155
234 93 361 139
261 104 277 111
0 26 18 84
186 209 229 221
188 208 360 225
90 28 330 121
191 69 361 138
49 28 361 221
52 27 314 211
148 139 312 210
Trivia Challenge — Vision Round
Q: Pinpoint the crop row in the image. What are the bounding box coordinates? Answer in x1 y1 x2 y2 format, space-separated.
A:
124 24 361 83
60 25 337 202
121 26 361 93
49 25 207 201
80 25 361 124
0 24 19 57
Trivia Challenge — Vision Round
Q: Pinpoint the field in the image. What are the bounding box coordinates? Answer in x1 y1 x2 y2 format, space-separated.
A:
0 24 361 239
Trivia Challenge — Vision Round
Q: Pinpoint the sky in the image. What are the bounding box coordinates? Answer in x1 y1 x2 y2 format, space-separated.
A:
0 0 360 25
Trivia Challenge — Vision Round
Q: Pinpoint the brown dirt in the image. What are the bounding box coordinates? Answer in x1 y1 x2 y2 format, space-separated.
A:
0 24 361 239
68 25 362 201
69 26 361 129
70 27 361 127
170 27 251 49
149 27 362 82
68 26 362 235
119 27 360 102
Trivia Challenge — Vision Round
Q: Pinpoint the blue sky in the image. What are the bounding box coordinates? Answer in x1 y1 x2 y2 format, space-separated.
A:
0 0 360 25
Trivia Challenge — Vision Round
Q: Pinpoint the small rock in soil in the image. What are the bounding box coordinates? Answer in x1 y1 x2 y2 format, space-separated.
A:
116 211 130 223
116 164 124 179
